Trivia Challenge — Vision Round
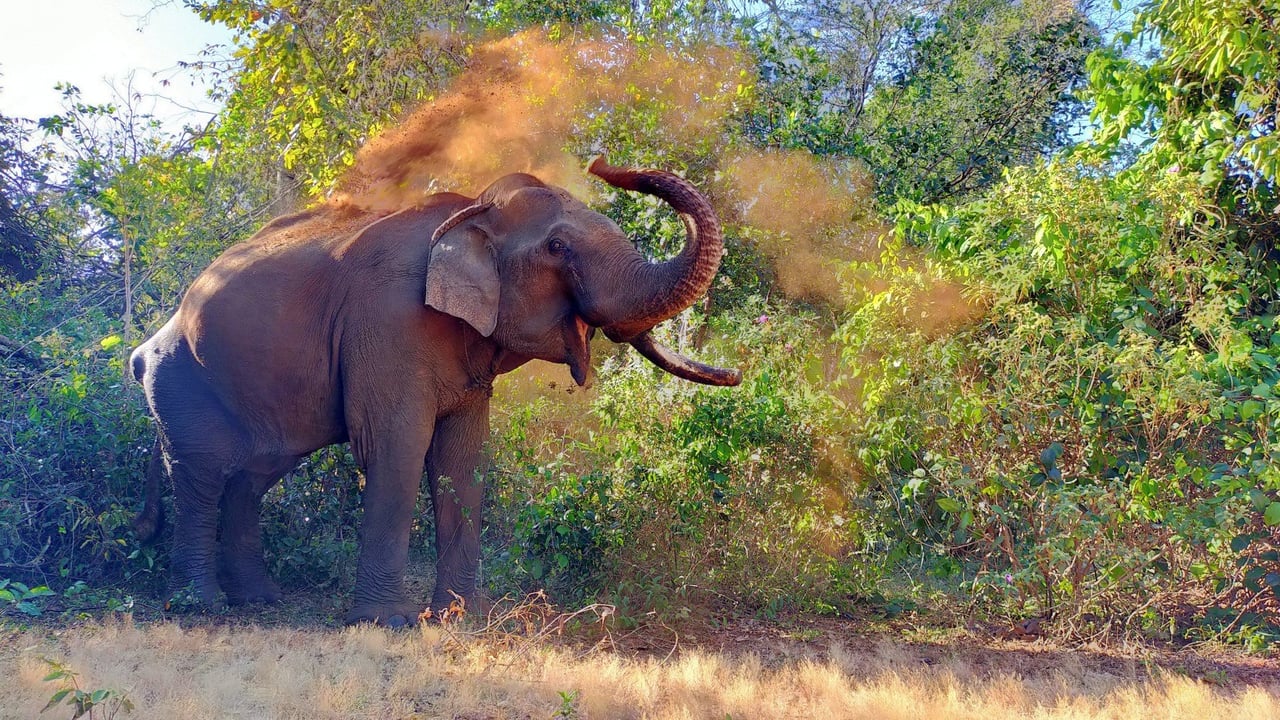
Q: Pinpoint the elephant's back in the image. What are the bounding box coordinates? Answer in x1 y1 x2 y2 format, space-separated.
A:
166 205 384 452
176 209 362 346
332 192 469 269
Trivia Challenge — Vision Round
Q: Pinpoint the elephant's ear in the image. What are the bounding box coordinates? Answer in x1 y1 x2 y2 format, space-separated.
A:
426 203 499 337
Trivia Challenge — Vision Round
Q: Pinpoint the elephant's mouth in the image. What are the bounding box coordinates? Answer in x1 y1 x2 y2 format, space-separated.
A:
562 314 595 387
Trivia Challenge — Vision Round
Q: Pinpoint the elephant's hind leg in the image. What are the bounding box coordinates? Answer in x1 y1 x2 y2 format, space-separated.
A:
217 459 296 605
151 367 253 609
167 450 239 609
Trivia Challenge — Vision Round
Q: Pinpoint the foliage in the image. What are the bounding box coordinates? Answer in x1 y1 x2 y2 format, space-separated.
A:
0 295 157 591
729 0 1276 643
741 0 1097 203
852 160 1280 634
0 89 194 597
0 578 55 617
261 449 363 589
488 302 874 618
189 0 467 200
40 658 133 720
553 689 582 719
1085 0 1278 216
0 112 50 281
863 0 1099 203
480 0 630 30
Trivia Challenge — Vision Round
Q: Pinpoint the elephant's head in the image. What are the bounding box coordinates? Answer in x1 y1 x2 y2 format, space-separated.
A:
425 156 741 387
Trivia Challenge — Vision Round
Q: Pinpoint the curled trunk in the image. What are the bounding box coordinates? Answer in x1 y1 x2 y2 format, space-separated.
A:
587 156 741 387
586 157 724 342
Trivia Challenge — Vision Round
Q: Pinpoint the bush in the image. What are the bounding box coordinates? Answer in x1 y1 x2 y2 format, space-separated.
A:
0 282 157 593
261 447 364 591
486 299 879 619
837 159 1280 638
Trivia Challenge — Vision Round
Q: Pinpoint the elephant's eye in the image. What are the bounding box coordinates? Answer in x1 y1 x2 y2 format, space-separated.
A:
547 237 568 256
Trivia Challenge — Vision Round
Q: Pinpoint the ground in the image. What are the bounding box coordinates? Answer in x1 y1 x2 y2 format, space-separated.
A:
2 592 1277 719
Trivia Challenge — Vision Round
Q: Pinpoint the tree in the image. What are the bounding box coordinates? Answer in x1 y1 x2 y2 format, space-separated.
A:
863 0 1098 203
0 111 49 282
191 0 469 200
1087 0 1279 227
743 0 1098 202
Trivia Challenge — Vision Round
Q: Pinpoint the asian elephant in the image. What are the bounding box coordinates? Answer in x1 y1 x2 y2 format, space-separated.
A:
129 157 740 626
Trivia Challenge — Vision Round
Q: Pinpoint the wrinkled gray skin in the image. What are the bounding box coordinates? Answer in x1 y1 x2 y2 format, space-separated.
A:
130 158 740 626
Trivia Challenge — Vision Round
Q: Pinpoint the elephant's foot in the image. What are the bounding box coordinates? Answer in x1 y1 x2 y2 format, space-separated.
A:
344 600 425 628
222 573 282 605
219 552 282 605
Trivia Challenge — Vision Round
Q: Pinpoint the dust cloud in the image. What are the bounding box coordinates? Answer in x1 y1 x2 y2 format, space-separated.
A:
334 30 744 209
720 150 885 305
332 28 978 330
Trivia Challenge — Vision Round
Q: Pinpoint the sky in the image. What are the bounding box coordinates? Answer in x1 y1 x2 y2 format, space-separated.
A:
0 0 234 125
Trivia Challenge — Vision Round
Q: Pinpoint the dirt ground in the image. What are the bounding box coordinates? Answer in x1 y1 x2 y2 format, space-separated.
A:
2 594 1277 720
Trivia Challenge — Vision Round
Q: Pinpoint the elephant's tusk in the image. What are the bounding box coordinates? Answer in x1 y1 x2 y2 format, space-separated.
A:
628 331 742 386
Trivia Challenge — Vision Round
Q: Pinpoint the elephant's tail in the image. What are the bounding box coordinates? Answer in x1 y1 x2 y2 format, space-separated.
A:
133 436 166 543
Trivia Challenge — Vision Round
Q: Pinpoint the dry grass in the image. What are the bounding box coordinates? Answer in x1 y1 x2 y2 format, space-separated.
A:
3 614 1277 720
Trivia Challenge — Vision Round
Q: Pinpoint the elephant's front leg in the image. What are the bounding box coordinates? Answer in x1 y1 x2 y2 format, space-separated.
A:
427 400 489 618
345 424 434 627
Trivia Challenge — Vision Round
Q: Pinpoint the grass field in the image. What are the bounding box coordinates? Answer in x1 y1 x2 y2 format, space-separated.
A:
3 611 1277 720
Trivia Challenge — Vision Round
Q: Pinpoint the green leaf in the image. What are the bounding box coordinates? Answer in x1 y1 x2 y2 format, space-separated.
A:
936 497 962 513
1240 400 1265 421
1040 442 1064 468
1265 502 1280 527
99 334 122 351
1245 565 1267 589
42 688 72 712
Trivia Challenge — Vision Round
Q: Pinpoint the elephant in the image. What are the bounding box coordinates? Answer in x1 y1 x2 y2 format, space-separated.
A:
129 157 740 626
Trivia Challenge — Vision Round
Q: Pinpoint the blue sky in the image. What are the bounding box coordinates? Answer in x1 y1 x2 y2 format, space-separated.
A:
0 0 233 124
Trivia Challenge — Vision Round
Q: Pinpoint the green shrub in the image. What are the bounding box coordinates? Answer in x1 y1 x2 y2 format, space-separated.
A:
838 160 1280 637
0 283 157 594
486 299 879 619
261 448 364 591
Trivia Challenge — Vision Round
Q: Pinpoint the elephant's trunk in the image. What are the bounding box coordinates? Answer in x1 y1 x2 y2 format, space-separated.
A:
587 156 724 342
628 331 742 386
586 156 741 387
